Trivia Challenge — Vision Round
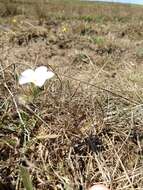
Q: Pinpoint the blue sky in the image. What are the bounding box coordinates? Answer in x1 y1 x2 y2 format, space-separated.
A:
83 0 143 5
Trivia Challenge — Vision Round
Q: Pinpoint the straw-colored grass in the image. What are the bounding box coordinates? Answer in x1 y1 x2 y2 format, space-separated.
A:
0 0 143 190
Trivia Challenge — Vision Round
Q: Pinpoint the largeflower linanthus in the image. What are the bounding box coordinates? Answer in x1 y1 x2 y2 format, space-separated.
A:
19 66 54 87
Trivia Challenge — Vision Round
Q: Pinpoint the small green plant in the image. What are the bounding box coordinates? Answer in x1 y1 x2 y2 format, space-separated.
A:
80 15 94 22
90 36 104 46
136 48 143 59
20 166 33 190
95 15 105 23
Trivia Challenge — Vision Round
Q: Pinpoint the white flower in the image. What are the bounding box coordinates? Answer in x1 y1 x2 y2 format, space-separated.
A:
19 66 54 87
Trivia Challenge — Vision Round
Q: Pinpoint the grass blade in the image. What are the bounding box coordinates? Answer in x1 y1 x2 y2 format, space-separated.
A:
20 166 33 190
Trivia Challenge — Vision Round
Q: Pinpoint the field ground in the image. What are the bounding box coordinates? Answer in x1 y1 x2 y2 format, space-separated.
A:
0 0 143 190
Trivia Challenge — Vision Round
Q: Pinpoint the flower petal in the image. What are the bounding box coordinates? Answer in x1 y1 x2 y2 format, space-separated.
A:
34 78 47 87
33 65 55 87
35 66 48 74
45 71 55 79
89 184 109 190
34 71 54 87
19 66 55 87
19 69 35 85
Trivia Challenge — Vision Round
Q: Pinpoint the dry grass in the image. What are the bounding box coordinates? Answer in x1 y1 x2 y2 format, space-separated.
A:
0 0 143 190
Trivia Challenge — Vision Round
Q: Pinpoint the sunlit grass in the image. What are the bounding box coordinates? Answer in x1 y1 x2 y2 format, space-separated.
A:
0 0 143 190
